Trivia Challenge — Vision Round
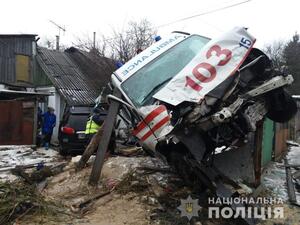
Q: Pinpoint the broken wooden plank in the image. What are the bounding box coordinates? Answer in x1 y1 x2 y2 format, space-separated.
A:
0 163 37 172
284 164 300 168
0 162 66 173
137 166 174 174
89 89 121 185
77 190 111 209
0 145 36 151
76 127 104 171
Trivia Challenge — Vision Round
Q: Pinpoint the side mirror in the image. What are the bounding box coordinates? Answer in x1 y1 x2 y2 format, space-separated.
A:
107 94 134 110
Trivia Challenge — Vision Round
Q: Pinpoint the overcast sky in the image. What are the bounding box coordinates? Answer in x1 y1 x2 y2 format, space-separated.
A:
1 0 299 48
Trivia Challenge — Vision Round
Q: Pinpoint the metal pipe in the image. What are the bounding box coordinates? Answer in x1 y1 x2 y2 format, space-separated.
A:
56 35 59 51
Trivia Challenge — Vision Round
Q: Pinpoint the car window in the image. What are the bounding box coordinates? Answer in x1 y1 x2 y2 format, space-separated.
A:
67 114 90 131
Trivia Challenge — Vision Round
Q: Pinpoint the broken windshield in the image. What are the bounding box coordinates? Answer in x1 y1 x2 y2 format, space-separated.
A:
121 35 210 107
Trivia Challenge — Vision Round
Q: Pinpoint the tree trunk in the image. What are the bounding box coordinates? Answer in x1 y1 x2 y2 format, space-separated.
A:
76 127 103 171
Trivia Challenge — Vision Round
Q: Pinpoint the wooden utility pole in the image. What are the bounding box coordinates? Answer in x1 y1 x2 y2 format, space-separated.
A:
89 89 121 185
55 35 60 50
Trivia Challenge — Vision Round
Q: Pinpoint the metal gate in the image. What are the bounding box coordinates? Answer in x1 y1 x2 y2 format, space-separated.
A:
0 100 34 145
262 118 274 166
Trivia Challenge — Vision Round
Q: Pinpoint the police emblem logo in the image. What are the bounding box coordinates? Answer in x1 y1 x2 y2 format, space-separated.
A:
186 202 193 213
177 195 202 220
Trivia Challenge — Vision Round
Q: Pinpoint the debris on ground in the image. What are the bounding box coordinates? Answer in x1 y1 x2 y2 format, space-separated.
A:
0 180 69 225
11 162 66 185
116 146 144 156
262 144 300 202
259 143 300 225
284 157 299 206
0 146 62 182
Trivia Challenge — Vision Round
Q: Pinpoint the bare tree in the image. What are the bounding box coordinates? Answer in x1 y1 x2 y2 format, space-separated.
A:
108 19 157 62
74 19 157 62
263 35 300 94
264 40 285 70
283 33 300 94
74 33 108 57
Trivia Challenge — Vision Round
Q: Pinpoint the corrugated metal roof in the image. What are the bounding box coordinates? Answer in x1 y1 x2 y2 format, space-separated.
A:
36 47 111 106
65 47 115 95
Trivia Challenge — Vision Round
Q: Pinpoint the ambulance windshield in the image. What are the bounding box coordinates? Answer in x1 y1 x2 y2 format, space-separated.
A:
121 35 210 107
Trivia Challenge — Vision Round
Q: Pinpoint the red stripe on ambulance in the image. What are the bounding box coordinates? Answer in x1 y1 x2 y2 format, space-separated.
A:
132 105 166 136
140 116 170 141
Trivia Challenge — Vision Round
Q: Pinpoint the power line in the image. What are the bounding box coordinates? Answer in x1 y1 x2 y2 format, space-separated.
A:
70 0 252 45
103 0 252 42
156 0 252 28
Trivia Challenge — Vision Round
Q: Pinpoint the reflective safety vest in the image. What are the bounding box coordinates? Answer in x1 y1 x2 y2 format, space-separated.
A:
85 117 101 134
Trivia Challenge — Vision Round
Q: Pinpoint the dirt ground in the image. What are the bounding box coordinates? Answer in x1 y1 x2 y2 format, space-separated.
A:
17 155 207 225
75 193 152 225
19 156 159 225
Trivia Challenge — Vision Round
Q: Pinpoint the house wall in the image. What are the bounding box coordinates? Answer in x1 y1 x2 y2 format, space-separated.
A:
0 35 36 84
33 62 52 86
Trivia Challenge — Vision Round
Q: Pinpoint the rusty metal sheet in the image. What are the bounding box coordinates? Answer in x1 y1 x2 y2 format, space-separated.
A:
0 100 33 145
0 101 22 144
274 124 289 160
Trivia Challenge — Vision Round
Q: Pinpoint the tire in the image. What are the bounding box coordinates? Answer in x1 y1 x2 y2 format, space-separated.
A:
266 89 297 123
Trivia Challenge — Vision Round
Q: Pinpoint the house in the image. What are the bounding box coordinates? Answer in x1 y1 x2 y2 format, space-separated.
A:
0 34 48 145
35 47 115 142
0 34 116 144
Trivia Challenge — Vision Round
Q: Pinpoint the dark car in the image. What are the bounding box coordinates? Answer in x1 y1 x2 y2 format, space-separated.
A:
58 106 107 155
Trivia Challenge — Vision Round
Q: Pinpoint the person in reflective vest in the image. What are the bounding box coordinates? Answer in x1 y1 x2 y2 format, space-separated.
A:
85 105 116 154
85 108 104 140
85 117 101 134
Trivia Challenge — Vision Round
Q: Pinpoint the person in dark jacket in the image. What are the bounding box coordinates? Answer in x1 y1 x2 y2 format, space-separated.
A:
42 107 56 150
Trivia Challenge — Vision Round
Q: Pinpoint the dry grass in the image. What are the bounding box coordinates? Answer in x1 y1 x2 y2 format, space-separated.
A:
0 181 68 224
